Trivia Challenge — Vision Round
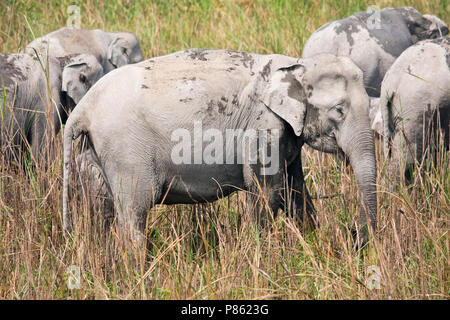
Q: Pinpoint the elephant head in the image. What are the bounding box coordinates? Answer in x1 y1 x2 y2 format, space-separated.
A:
61 54 104 105
398 7 448 41
422 14 449 39
264 54 377 245
107 32 144 71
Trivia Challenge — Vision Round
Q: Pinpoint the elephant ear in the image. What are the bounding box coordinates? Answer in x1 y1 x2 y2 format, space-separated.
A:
107 36 129 69
263 64 307 136
369 97 383 135
61 54 103 105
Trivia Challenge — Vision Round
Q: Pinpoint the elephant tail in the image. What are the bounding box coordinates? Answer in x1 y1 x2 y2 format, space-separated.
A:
62 108 90 234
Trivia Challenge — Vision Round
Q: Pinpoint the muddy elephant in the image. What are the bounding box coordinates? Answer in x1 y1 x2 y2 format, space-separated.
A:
378 37 450 183
63 49 377 247
0 52 103 162
302 6 448 97
26 27 144 73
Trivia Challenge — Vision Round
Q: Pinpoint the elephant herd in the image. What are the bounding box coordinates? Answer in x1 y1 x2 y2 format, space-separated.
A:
1 6 448 249
0 28 143 162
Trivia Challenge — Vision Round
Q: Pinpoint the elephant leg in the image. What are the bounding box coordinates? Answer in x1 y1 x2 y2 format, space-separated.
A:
108 168 162 247
29 115 46 164
31 113 56 165
283 153 317 227
398 110 435 185
243 163 281 229
75 150 115 226
390 129 416 186
439 106 449 152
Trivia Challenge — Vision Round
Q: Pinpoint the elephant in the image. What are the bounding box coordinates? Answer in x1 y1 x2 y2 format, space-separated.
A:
0 52 103 162
26 27 144 74
75 149 114 217
62 49 377 248
302 6 448 97
378 37 450 184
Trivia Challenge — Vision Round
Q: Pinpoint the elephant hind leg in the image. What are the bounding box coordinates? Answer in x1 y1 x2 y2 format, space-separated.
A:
108 169 163 247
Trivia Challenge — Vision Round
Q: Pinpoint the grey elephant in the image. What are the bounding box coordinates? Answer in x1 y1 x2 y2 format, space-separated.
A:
62 49 377 247
378 37 450 183
0 52 103 161
75 149 114 216
302 6 448 97
26 27 144 73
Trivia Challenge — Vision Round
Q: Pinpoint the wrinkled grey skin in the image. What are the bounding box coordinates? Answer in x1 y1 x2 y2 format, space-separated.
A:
75 150 114 216
302 6 448 97
379 37 450 183
0 53 103 161
63 49 377 247
26 27 144 73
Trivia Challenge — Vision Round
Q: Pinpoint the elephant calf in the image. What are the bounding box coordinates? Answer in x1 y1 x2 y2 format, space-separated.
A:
302 6 448 97
63 49 377 247
0 53 103 162
377 37 450 183
26 27 144 74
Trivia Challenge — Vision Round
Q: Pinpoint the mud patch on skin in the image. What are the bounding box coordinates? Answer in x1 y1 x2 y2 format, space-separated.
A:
259 59 272 82
325 8 424 57
144 60 155 70
231 94 239 106
306 85 314 98
281 71 305 103
56 54 84 68
188 49 208 61
217 101 226 114
205 99 233 116
280 70 326 143
206 100 215 116
0 54 28 89
333 21 356 47
181 76 197 83
239 52 255 70
227 50 255 70
141 84 149 89
255 110 263 120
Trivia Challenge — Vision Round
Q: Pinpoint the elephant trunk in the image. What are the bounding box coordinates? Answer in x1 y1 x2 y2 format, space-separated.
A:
338 118 378 243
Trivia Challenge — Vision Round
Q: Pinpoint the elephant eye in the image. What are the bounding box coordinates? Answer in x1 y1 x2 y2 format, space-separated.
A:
79 74 87 83
331 101 345 118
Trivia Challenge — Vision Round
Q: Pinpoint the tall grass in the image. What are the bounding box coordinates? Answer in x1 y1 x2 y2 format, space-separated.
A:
0 0 448 299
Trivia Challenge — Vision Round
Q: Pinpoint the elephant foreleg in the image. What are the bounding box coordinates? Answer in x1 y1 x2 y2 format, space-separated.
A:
283 153 317 227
